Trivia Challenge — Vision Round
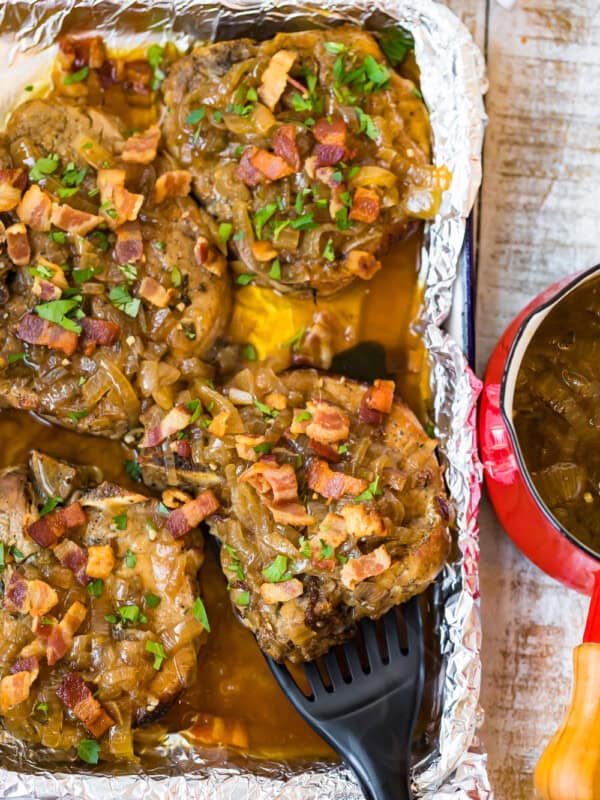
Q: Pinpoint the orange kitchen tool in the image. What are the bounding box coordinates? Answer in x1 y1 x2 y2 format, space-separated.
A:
534 572 600 800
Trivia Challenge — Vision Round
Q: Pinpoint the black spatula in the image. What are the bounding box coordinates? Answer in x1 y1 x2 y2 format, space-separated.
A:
265 596 424 800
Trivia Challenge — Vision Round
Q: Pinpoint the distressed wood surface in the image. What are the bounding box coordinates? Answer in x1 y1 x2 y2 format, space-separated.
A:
445 2 597 799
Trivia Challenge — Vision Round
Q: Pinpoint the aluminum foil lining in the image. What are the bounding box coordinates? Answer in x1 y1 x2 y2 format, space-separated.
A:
0 1 489 797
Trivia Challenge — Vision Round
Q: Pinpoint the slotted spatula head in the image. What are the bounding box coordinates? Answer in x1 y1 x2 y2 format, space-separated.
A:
265 596 424 800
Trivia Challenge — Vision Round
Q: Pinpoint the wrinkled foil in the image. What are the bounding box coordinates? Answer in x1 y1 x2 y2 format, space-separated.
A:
0 1 489 797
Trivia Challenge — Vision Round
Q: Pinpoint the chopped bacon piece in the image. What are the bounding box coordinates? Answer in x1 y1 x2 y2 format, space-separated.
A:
53 538 89 585
363 379 395 415
51 203 102 235
86 545 115 579
97 168 125 202
5 222 30 266
37 257 68 288
10 655 39 676
207 410 230 439
115 220 143 264
340 503 386 539
57 671 114 737
97 170 143 227
258 50 296 110
142 404 192 448
340 546 391 590
194 236 224 276
59 35 106 71
308 439 341 462
122 124 161 164
345 249 381 280
319 512 349 547
27 502 87 548
313 116 347 147
17 185 53 231
16 314 78 357
79 317 121 356
272 124 301 171
349 187 382 224
4 571 59 616
168 438 190 459
239 462 314 527
183 712 249 749
166 490 220 539
358 401 383 426
249 148 295 182
235 147 265 187
137 276 174 309
265 392 287 410
307 460 368 499
153 170 192 204
260 578 303 604
0 169 26 211
30 617 57 641
314 144 348 168
251 240 278 261
32 277 61 301
112 185 144 223
305 400 350 444
46 601 87 666
0 670 37 713
235 434 267 461
123 59 153 95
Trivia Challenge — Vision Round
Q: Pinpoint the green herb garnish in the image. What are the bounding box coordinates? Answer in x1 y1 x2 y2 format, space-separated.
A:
262 554 292 583
77 738 100 764
146 639 166 670
192 597 210 631
63 66 89 85
40 496 62 516
109 284 140 318
113 513 127 531
87 579 103 598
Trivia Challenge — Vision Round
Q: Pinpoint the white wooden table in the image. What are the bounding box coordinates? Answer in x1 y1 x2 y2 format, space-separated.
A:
445 1 596 797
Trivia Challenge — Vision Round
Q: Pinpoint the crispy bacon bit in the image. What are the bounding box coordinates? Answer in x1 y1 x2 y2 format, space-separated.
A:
57 672 115 737
345 249 382 280
32 277 61 301
97 168 125 201
249 148 295 182
38 257 68 288
123 60 153 96
86 545 115 579
142 404 192 448
4 571 59 616
0 169 26 211
272 124 301 171
265 392 287 410
138 276 175 309
153 170 192 204
340 546 392 590
260 578 304 604
258 50 296 110
193 236 224 276
319 512 349 547
79 317 121 356
46 601 87 666
340 504 386 539
314 144 347 168
184 712 249 749
59 35 106 71
30 616 57 640
53 538 90 585
358 402 383 426
10 655 39 676
16 314 78 357
166 490 220 539
115 221 144 264
17 185 53 231
313 116 347 147
5 222 30 266
235 434 267 462
173 438 192 458
0 671 37 713
349 187 382 224
51 203 102 235
305 400 350 444
112 185 144 223
27 502 87 548
363 379 395 414
207 410 230 439
235 147 265 187
122 124 161 164
308 439 340 462
251 240 278 261
239 462 315 527
307 460 368 500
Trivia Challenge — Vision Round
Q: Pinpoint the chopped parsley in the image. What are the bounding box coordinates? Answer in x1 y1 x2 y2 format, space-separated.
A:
8 352 26 363
146 640 166 670
355 106 380 141
253 399 278 418
282 327 306 351
67 410 89 422
147 44 165 91
185 398 203 423
412 87 423 100
294 410 312 423
113 513 127 531
39 497 62 516
29 153 59 182
272 220 290 241
291 212 317 231
34 702 48 718
90 230 109 252
125 549 136 568
253 441 272 455
28 264 54 280
236 273 254 286
253 203 277 239
117 605 146 625
0 543 4 571
262 554 292 583
236 591 250 606
119 263 137 282
298 536 310 558
378 27 415 66
158 501 169 515
109 284 140 318
35 299 84 332
338 443 349 454
224 545 245 583
186 107 206 125
77 738 100 765
25 84 33 92
125 459 142 481
72 266 100 285
319 539 334 560
213 110 223 123
322 238 335 262
324 41 346 54
192 597 210 631
87 579 103 598
268 259 282 280
335 207 352 231
218 222 233 243
170 266 182 287
354 476 383 503
63 66 89 85
241 343 257 361
336 553 349 566
49 230 66 244
145 593 161 608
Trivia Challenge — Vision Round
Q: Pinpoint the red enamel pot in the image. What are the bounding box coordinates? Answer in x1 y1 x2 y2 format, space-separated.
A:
480 264 600 595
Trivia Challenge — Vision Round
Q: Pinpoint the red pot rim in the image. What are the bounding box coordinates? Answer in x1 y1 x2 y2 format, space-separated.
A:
498 263 600 565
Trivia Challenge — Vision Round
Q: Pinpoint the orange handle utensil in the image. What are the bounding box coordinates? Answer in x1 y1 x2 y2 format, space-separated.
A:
534 573 600 800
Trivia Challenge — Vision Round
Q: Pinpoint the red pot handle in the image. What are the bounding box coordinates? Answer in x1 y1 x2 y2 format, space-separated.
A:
583 572 600 643
480 383 518 485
